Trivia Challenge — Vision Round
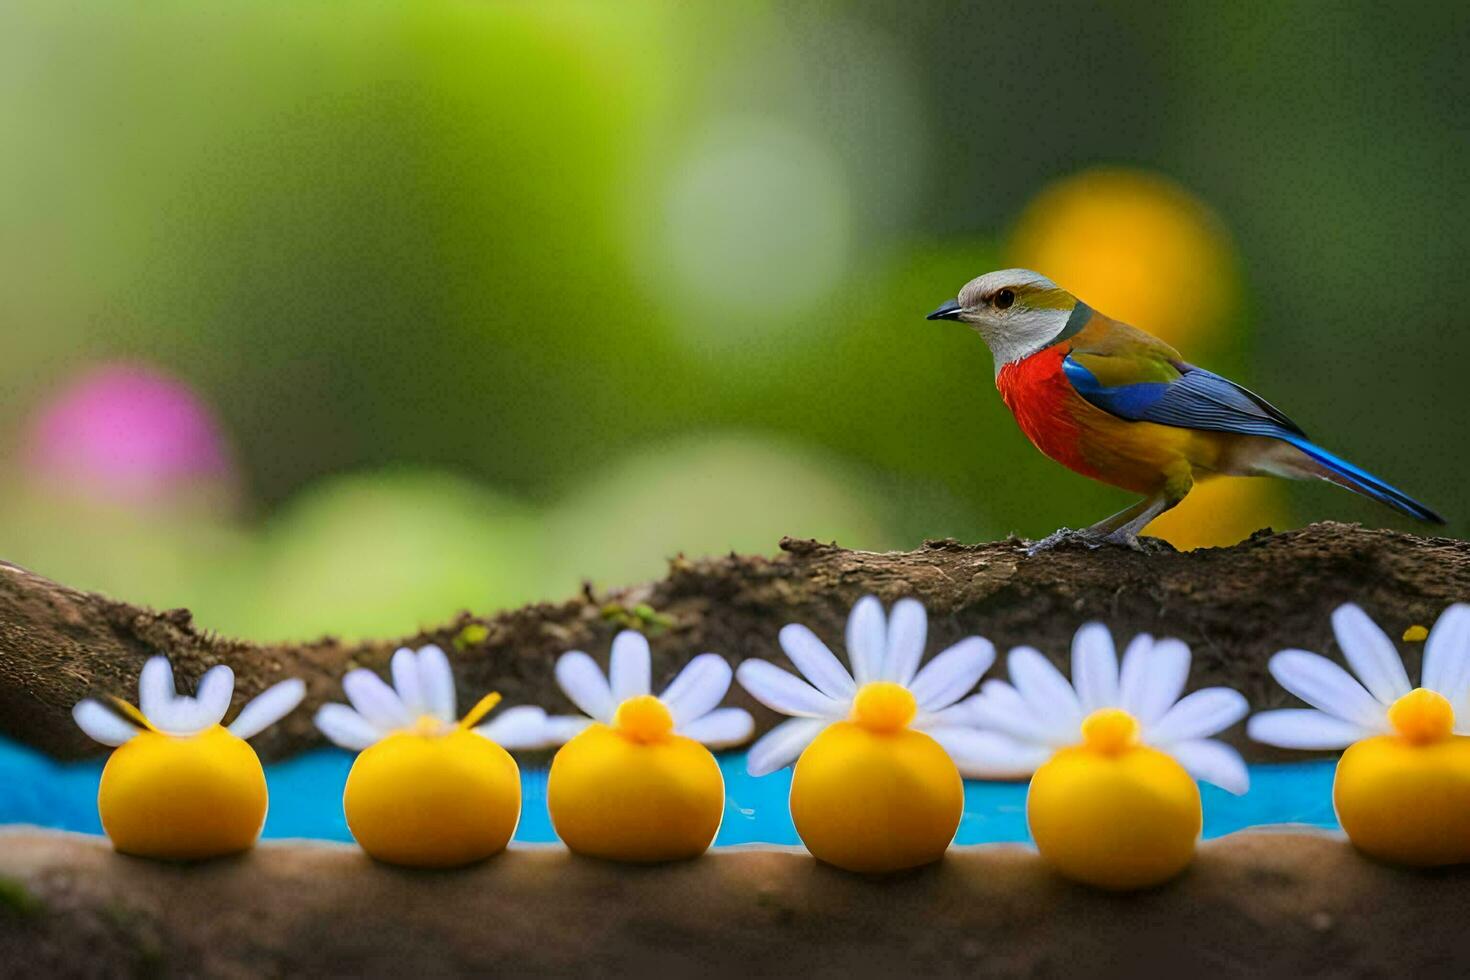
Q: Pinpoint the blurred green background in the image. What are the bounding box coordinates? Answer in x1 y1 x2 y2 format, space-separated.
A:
1 1 1465 642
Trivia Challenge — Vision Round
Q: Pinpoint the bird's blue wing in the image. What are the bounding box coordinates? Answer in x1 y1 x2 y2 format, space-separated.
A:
1063 356 1307 439
1062 354 1444 524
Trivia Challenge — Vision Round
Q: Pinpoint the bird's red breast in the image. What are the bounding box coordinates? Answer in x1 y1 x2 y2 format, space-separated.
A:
995 344 1105 482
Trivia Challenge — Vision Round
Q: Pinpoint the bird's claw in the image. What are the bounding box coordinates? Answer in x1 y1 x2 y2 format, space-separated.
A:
1098 529 1147 552
1025 528 1162 555
1024 528 1106 555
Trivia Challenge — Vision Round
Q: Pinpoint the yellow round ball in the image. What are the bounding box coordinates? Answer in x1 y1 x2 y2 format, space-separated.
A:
789 721 962 874
344 729 521 868
547 723 724 862
98 727 268 860
1027 744 1201 890
1334 734 1470 866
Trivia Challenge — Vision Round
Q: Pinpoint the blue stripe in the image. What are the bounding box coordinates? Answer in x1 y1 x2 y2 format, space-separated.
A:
1284 436 1444 523
1061 357 1170 417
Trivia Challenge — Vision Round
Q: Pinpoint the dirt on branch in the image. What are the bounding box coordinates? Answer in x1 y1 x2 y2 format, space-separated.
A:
2 521 1468 762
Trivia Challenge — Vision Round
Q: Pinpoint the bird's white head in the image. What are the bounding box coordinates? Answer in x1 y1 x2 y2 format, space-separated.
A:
927 269 1087 374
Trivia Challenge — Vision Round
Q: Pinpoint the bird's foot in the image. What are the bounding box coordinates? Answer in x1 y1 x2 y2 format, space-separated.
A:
1024 528 1106 555
1025 528 1172 555
1097 529 1147 552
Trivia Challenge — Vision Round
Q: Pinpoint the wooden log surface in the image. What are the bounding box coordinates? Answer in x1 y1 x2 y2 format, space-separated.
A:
0 828 1466 978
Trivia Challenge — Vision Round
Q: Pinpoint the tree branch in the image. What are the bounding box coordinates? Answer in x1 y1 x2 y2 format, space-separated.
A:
4 829 1468 977
3 521 1466 761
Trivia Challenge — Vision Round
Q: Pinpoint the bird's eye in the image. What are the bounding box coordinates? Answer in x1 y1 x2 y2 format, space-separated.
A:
993 289 1015 310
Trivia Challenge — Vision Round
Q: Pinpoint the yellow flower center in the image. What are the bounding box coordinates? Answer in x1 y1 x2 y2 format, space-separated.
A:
614 695 674 743
408 714 447 736
851 682 917 733
1080 708 1140 755
1387 687 1454 745
394 692 502 738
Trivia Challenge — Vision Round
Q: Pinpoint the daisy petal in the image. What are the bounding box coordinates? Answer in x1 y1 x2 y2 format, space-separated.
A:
152 696 202 734
919 701 978 728
1268 650 1387 730
736 660 845 718
193 665 236 731
72 699 139 746
609 631 652 702
967 680 1071 744
747 717 826 776
415 645 457 722
543 714 593 744
166 692 226 734
1247 708 1370 749
908 637 995 711
1423 604 1470 704
228 679 305 739
883 598 928 685
1118 636 1190 725
1332 604 1412 704
390 648 425 716
678 707 755 748
1146 687 1249 745
314 703 382 750
660 653 733 727
477 705 550 749
1072 623 1119 711
1170 738 1250 795
924 725 1051 779
342 669 412 731
1008 646 1082 726
845 595 886 685
555 651 615 723
778 624 856 699
137 656 177 726
1116 632 1153 702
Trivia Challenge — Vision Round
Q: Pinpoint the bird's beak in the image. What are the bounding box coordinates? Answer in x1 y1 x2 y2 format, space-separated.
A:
926 299 963 321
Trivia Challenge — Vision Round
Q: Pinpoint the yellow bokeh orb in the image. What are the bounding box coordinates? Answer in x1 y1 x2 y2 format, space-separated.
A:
1333 689 1470 866
547 719 724 863
1009 167 1237 351
789 720 962 874
344 729 521 868
1027 711 1201 890
98 727 268 860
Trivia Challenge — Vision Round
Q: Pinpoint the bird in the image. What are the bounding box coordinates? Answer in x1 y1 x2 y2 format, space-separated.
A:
927 268 1445 548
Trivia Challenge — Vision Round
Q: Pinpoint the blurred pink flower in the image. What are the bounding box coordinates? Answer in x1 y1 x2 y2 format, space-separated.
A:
23 362 237 509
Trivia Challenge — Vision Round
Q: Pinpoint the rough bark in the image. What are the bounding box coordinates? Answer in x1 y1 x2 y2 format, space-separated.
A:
2 829 1468 978
2 521 1468 762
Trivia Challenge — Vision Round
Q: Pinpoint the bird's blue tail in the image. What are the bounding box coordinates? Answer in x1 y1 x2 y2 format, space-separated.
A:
1285 435 1446 525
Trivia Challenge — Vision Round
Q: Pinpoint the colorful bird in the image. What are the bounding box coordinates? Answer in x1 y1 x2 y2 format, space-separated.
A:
927 269 1444 546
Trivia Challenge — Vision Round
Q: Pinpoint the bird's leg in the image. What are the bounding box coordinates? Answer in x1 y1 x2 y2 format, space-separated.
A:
1087 468 1193 550
1087 492 1176 550
1082 497 1159 538
1027 491 1180 555
1025 497 1154 554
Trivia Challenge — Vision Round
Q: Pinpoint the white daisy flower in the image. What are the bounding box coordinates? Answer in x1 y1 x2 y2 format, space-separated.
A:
735 595 996 777
545 630 755 748
314 645 555 750
72 656 306 745
960 623 1251 794
1248 602 1470 749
